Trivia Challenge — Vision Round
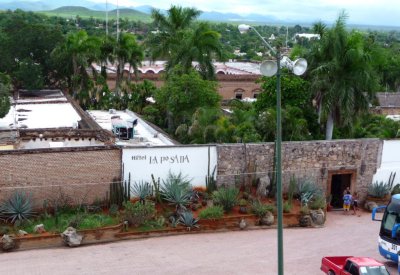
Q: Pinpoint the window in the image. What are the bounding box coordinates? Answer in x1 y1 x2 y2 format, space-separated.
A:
234 89 244 100
349 264 359 275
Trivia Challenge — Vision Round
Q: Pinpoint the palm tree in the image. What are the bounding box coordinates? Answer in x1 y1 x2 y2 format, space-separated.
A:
114 33 143 89
309 12 378 140
170 22 223 79
148 5 200 61
147 5 223 79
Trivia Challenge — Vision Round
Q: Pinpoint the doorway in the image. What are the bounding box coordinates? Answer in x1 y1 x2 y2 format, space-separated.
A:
330 174 352 208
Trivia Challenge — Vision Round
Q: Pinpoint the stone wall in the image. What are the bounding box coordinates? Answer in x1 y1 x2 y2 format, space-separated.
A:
216 139 383 201
0 146 121 208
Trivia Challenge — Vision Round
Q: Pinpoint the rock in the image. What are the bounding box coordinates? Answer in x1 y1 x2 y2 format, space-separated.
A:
299 214 312 227
239 219 247 230
17 230 28 236
61 227 83 247
310 209 325 226
259 211 274 226
34 224 46 234
364 201 379 212
1 234 15 252
257 175 270 199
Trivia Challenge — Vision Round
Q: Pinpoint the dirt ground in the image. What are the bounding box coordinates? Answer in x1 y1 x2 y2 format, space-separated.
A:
0 210 397 275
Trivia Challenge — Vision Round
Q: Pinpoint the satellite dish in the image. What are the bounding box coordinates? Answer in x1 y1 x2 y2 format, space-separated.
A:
292 58 308 76
260 60 278 77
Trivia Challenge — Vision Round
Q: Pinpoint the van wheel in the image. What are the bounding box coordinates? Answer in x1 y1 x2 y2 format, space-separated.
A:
328 271 335 275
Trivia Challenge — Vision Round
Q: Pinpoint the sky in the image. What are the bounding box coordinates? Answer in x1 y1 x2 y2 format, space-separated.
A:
92 0 400 26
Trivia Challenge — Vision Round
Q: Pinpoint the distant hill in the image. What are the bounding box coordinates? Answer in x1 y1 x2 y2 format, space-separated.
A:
38 6 151 22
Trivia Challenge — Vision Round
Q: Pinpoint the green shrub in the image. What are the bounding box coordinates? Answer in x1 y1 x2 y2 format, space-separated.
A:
368 181 392 198
238 199 248 206
309 195 327 210
1 191 36 224
288 176 297 204
123 200 156 227
300 206 310 215
109 204 119 216
252 200 275 218
283 201 292 213
297 179 322 206
212 187 239 213
198 205 224 219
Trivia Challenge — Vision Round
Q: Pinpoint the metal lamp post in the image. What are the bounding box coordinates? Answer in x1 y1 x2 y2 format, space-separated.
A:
238 24 307 275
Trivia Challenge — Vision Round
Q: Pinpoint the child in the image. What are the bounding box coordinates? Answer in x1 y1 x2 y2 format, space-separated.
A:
343 191 352 215
352 192 360 217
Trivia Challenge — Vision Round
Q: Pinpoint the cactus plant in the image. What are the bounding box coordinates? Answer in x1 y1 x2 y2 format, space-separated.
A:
178 211 199 230
131 181 152 204
1 191 36 224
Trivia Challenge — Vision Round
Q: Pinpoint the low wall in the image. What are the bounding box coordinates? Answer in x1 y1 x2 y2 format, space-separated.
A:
0 146 122 207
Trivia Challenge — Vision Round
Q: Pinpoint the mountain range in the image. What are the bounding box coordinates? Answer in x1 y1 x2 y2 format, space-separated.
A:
0 0 290 25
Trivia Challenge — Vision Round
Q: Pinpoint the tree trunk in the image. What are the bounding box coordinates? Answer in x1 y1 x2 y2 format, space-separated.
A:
325 111 334 140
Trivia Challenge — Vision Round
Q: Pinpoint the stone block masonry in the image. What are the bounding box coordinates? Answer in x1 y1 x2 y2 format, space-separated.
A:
0 146 121 208
216 139 383 201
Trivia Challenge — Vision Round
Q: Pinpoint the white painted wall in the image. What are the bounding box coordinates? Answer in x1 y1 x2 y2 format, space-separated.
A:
372 140 400 185
122 146 217 187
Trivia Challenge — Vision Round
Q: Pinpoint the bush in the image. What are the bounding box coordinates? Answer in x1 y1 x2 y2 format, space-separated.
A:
212 187 239 213
309 195 326 210
296 179 322 206
368 181 392 198
198 205 224 219
123 200 156 227
283 201 292 213
252 200 275 218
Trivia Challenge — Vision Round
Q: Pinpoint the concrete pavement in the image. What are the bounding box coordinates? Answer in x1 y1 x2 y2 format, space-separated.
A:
0 210 396 275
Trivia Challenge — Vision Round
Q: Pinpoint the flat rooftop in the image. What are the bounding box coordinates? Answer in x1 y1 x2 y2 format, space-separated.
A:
87 110 177 147
0 90 81 130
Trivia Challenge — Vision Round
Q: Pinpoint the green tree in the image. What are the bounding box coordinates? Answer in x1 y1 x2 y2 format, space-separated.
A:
148 6 222 79
309 12 378 140
0 73 11 118
155 66 221 133
114 33 143 89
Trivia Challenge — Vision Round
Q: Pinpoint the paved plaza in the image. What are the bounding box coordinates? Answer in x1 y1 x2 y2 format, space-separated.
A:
0 211 397 274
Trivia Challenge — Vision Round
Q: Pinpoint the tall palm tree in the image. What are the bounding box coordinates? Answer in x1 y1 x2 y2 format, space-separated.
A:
147 5 222 79
171 22 223 79
309 12 378 140
114 33 143 89
148 5 200 61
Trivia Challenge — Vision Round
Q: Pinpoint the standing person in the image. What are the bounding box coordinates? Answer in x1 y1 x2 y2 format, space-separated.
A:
343 186 350 196
343 191 352 215
352 192 360 216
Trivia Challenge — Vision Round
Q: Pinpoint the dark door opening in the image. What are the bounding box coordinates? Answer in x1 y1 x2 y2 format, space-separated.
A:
330 174 352 208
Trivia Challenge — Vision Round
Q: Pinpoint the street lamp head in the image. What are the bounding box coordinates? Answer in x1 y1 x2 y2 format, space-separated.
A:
238 24 251 34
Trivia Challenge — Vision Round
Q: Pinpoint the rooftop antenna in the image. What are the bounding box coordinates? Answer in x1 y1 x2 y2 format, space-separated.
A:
116 0 120 41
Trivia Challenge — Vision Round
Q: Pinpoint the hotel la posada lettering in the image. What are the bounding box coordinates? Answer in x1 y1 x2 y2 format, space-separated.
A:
132 154 190 164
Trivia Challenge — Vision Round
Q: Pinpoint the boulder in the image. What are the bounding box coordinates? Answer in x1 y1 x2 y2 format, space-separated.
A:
257 175 270 199
239 219 247 230
299 214 312 227
34 224 46 234
17 230 28 236
1 234 15 252
259 211 274 226
61 227 83 247
364 201 379 212
310 209 325 226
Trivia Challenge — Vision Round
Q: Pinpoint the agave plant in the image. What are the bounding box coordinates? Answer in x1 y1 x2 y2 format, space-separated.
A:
178 211 199 230
131 181 153 204
160 172 192 212
368 181 392 198
1 191 36 224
